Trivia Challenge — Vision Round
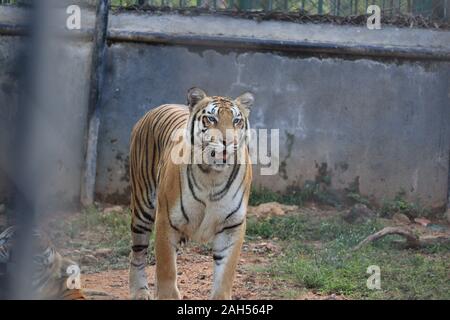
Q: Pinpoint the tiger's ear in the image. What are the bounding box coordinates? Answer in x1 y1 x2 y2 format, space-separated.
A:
187 87 207 109
235 92 254 116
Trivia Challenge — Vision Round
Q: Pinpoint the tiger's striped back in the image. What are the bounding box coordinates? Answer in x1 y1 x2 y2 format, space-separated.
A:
129 104 189 235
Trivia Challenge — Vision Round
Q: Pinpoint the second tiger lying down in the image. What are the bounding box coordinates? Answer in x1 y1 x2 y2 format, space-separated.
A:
0 226 85 300
129 88 254 299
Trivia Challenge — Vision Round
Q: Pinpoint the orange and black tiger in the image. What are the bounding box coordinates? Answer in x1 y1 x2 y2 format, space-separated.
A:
129 88 254 299
0 226 85 300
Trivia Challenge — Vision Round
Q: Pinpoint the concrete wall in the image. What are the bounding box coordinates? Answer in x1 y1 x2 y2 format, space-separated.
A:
0 36 21 203
0 6 93 209
1 7 449 209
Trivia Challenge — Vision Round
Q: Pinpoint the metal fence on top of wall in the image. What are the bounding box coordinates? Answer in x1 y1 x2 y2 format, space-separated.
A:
113 0 450 20
0 0 449 20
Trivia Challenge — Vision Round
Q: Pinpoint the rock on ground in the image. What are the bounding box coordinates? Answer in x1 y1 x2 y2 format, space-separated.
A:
392 213 411 225
247 202 298 218
103 206 125 214
342 204 376 224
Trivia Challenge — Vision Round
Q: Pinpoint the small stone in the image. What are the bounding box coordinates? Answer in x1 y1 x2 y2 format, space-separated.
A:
81 254 98 265
393 213 410 224
103 206 124 214
343 204 375 224
95 248 113 257
414 217 431 227
247 202 298 218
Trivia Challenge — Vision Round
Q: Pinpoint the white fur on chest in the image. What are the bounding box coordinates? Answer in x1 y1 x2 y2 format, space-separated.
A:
169 165 247 244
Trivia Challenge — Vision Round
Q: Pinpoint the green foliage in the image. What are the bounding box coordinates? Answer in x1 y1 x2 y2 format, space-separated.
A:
248 187 283 206
381 191 429 219
346 192 370 206
249 180 341 208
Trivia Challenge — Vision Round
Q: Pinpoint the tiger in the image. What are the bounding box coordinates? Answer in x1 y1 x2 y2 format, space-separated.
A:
129 88 254 300
0 226 86 300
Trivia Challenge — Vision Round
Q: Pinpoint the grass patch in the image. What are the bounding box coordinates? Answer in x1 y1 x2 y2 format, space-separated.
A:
247 213 450 299
50 205 154 272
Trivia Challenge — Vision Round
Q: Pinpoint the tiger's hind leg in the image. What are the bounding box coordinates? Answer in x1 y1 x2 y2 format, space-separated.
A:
154 198 181 300
129 205 155 300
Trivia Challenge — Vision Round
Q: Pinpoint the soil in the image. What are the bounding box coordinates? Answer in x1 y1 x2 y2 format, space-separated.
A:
82 240 343 300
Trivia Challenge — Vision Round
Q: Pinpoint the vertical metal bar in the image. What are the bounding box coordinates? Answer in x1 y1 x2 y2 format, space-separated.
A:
8 0 45 300
81 0 110 207
447 148 450 212
445 0 450 21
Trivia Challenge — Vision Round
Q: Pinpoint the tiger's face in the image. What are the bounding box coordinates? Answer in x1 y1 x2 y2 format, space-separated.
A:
187 88 254 171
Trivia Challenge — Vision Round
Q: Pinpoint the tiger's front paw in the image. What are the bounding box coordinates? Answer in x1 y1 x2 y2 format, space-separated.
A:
211 292 232 300
156 286 181 300
131 288 152 300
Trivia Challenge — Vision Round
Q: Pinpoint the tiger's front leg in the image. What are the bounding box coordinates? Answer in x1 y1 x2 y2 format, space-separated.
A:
154 200 182 300
210 221 246 300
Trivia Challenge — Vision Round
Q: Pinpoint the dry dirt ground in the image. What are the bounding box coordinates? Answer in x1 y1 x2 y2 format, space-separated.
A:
82 240 341 300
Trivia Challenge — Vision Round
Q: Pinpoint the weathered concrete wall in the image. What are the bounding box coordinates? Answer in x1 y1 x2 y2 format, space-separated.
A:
95 43 450 208
0 6 93 209
0 8 449 209
0 36 21 203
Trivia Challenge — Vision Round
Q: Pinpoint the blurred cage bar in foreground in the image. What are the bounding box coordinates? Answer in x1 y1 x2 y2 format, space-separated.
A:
0 1 449 21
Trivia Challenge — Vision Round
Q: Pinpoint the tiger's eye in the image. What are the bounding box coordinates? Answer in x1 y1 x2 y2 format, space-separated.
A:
233 118 242 126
